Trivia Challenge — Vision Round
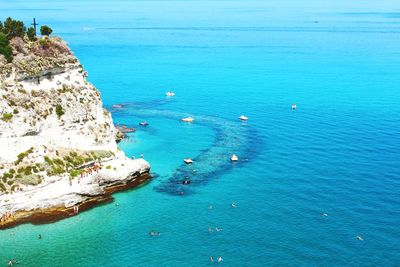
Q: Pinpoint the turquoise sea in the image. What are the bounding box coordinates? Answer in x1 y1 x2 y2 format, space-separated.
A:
1 0 400 266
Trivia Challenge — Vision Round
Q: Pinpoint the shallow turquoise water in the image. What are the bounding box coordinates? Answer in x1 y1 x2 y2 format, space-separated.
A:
1 1 400 266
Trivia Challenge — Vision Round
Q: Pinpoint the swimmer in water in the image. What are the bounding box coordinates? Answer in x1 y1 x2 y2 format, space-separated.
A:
322 212 328 217
218 257 223 263
231 202 237 208
38 234 42 239
208 227 213 233
210 256 214 262
215 227 222 232
208 205 213 210
356 235 364 241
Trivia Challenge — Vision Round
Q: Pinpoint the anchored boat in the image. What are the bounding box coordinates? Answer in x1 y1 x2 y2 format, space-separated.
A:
239 115 248 121
181 117 194 122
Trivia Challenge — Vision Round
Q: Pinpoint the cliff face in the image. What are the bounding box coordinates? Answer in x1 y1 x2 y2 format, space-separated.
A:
0 36 116 162
0 36 150 227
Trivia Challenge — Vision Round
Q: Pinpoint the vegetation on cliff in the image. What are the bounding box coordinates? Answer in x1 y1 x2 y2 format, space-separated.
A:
0 148 115 193
0 17 54 64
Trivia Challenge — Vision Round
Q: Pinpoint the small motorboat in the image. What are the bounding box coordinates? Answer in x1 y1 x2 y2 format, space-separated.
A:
166 91 175 97
184 158 193 164
139 121 149 127
231 154 239 162
239 115 248 121
292 103 297 110
181 117 194 123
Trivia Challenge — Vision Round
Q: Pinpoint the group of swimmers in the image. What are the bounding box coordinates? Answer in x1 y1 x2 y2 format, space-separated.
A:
7 259 17 266
149 230 161 237
208 227 222 233
73 206 79 214
210 256 223 263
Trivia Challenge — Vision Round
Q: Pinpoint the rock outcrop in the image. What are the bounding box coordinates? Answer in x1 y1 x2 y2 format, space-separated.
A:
0 36 150 229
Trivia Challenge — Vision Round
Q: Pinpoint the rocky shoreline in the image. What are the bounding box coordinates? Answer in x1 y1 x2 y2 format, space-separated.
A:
0 169 151 230
0 156 151 230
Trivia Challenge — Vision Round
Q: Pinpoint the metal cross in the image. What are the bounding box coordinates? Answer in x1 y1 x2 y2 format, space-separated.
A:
31 18 39 36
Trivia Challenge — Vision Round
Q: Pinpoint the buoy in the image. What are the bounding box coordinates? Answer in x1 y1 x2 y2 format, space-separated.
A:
239 115 248 121
231 154 239 162
181 117 194 122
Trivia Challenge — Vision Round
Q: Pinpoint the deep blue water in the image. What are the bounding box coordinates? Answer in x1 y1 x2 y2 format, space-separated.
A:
1 1 400 266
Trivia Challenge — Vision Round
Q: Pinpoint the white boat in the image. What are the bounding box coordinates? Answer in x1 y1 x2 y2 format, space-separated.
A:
166 91 175 97
231 154 239 162
239 115 248 121
181 117 194 122
184 158 193 164
292 103 297 110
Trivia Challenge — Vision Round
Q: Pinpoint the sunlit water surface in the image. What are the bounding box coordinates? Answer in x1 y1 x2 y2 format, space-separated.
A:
1 1 400 266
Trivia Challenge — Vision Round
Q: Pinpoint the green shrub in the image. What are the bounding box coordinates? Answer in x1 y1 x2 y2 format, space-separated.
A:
40 25 53 36
69 169 83 178
15 147 34 165
0 182 6 192
3 172 13 179
1 113 13 122
0 32 12 62
53 158 64 166
44 156 52 164
55 104 64 118
18 174 42 186
2 17 25 39
24 166 32 175
26 26 36 41
39 37 50 48
11 185 19 192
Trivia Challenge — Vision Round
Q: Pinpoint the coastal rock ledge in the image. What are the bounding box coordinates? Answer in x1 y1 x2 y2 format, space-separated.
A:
0 35 150 229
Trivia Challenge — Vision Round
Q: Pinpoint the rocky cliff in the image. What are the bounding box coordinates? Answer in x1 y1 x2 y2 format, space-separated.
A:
0 36 150 228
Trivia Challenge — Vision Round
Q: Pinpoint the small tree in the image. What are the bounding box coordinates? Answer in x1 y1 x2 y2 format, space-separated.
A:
0 32 13 62
27 27 36 41
3 17 25 39
55 104 64 118
40 25 52 36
